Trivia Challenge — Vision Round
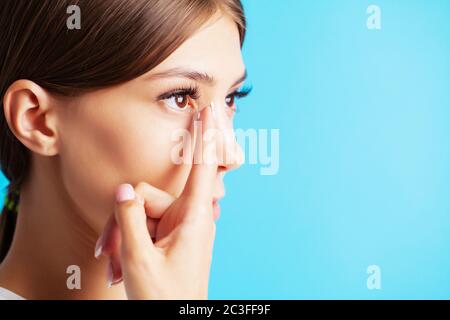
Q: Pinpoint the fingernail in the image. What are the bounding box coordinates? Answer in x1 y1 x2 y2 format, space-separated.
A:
94 236 103 259
107 262 114 288
116 184 135 203
107 262 123 288
196 109 201 121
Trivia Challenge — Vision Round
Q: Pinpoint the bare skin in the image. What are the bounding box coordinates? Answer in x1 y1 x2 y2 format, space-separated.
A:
0 14 245 299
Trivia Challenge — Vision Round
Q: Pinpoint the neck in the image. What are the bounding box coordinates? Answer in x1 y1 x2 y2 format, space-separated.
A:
0 157 126 299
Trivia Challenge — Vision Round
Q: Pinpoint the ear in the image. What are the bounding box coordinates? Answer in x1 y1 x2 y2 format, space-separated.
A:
3 80 59 156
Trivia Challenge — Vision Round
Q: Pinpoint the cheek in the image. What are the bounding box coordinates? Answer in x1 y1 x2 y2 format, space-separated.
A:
57 103 192 231
115 117 192 196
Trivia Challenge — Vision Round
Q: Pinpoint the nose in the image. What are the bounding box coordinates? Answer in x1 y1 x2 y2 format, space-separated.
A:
211 101 244 174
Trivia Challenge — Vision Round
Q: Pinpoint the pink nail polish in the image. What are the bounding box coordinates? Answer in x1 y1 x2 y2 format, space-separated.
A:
107 262 123 288
115 184 135 203
94 236 103 259
107 262 113 288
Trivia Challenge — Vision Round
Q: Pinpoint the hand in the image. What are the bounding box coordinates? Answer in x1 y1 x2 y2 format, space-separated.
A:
96 105 218 299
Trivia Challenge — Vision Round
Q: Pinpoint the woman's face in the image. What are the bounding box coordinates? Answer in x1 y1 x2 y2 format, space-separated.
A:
54 15 246 231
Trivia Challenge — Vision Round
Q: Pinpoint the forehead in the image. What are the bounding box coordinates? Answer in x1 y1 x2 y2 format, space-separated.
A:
148 15 245 84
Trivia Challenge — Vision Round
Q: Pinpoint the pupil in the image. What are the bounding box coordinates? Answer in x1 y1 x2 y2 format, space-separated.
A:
227 95 235 106
176 95 187 108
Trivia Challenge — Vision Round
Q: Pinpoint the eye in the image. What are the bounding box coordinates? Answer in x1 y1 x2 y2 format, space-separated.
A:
159 86 200 112
225 85 253 109
225 94 236 108
165 94 190 111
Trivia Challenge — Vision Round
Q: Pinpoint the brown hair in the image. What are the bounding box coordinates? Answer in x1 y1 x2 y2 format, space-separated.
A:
0 0 246 262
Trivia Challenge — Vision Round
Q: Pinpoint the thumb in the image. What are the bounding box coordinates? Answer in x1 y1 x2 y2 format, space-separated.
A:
114 183 156 260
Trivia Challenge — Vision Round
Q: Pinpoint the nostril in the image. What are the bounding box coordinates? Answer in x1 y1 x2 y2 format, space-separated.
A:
218 165 227 173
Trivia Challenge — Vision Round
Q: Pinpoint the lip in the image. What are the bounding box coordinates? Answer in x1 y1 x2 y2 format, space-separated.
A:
212 178 225 221
212 200 221 221
212 194 223 222
212 188 225 204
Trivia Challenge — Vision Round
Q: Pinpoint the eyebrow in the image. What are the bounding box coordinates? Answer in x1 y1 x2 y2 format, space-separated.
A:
146 68 247 88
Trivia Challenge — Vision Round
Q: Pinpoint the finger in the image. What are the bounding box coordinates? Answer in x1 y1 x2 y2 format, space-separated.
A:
95 213 116 259
99 214 119 257
99 183 167 287
147 218 159 242
170 212 217 263
182 104 218 203
134 182 175 219
100 181 173 257
104 221 122 286
114 184 155 260
108 250 123 287
102 217 159 255
94 214 123 286
100 215 160 287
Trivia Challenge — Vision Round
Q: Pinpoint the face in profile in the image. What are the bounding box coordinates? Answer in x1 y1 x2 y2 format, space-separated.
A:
52 15 247 231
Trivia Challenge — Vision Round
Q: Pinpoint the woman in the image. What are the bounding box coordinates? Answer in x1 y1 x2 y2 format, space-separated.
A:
0 0 249 299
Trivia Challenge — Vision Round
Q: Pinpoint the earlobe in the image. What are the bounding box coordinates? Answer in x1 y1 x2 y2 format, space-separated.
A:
3 80 59 156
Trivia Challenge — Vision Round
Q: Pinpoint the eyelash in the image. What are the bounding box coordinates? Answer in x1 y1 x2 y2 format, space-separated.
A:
158 85 200 102
158 85 252 112
230 86 253 100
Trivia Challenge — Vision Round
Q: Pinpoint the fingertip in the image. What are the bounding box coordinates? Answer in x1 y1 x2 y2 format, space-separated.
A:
115 183 136 203
114 183 147 232
135 192 145 206
203 102 216 129
195 102 215 127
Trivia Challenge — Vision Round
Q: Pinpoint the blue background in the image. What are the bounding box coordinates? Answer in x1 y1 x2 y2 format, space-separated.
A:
2 0 450 299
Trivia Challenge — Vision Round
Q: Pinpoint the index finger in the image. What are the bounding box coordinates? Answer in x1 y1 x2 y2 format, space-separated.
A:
182 103 218 203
